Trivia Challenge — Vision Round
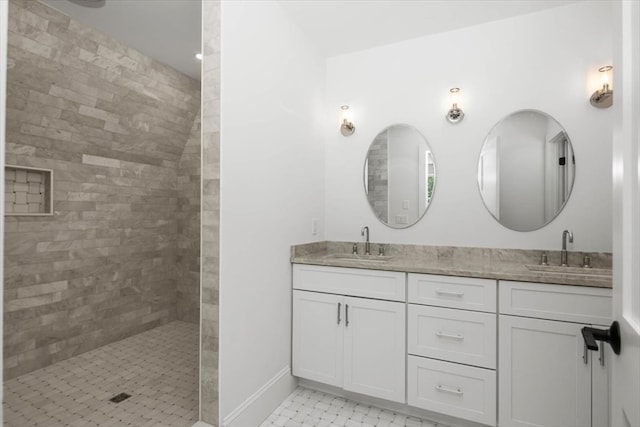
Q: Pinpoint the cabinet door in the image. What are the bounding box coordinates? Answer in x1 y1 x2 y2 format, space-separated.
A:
499 315 591 427
591 334 611 427
343 296 406 403
292 290 343 387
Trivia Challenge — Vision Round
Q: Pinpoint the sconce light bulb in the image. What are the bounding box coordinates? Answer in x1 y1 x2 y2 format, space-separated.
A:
449 87 460 105
601 72 608 86
340 105 352 121
599 65 613 88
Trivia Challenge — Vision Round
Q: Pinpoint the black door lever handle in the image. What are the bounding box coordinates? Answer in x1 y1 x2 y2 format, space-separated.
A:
581 321 621 355
582 327 600 351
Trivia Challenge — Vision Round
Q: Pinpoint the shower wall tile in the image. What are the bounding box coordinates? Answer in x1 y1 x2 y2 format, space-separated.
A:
177 113 201 324
201 0 221 424
4 0 201 380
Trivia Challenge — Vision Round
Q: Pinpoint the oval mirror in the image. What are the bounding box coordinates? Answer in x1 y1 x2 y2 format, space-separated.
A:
364 124 436 228
477 110 575 231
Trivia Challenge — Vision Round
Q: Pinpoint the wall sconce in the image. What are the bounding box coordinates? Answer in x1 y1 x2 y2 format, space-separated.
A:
340 105 355 136
590 65 613 108
446 88 464 124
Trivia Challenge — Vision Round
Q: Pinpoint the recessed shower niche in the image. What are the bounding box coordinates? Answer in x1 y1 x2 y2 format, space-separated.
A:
4 165 53 216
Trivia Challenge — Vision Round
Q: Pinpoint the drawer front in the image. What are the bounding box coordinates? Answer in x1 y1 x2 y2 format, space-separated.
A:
408 274 496 312
408 356 496 426
499 280 612 325
293 264 405 301
408 305 496 369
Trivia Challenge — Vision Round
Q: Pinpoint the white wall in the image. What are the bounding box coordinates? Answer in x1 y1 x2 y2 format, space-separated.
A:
325 2 613 251
219 1 325 425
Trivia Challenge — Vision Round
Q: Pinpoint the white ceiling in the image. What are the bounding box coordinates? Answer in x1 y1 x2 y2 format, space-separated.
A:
38 0 577 81
41 0 202 80
277 0 578 58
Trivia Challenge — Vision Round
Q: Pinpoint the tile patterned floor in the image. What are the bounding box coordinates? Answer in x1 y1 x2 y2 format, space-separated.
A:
261 387 443 427
3 321 199 427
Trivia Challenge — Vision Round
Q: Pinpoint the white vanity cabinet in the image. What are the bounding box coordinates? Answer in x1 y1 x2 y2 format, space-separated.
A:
292 265 406 403
291 261 613 427
407 274 498 426
498 281 612 427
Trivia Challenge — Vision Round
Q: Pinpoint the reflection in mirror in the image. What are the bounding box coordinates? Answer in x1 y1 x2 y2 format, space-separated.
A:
478 110 575 231
364 124 435 228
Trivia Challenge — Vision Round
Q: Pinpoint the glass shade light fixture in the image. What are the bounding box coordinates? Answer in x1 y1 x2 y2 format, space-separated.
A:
195 53 203 61
340 105 355 136
446 87 464 124
590 65 613 108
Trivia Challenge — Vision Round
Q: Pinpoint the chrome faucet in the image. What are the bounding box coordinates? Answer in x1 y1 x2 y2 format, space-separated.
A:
361 226 371 255
561 230 573 266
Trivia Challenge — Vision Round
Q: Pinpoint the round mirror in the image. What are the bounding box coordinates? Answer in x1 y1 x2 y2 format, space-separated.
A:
364 124 436 228
477 110 575 231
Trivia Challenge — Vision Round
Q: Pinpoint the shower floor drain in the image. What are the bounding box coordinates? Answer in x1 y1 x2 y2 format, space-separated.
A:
109 393 131 403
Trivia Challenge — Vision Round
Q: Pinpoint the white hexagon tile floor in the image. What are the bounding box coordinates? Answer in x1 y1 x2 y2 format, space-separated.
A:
4 320 444 427
3 321 199 427
260 387 444 427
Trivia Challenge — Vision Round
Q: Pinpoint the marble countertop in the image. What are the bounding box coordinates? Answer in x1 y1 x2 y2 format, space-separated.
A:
291 241 613 289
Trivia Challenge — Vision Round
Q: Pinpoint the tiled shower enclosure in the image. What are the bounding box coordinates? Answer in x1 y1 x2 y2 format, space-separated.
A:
3 0 203 399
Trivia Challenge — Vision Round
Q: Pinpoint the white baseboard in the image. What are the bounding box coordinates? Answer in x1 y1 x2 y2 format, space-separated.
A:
192 422 215 427
222 366 297 427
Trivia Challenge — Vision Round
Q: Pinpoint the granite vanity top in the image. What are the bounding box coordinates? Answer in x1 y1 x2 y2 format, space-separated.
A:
291 241 613 289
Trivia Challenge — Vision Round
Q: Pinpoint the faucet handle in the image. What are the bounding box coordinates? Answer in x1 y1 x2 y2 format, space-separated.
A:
583 255 592 268
378 246 385 256
352 243 358 255
540 252 548 266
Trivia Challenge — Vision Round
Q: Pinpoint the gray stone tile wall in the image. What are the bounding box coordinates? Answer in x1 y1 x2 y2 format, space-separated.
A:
367 133 388 222
177 113 201 324
4 0 201 380
201 0 220 424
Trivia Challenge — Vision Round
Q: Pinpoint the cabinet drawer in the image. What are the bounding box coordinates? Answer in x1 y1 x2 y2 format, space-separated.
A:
408 305 496 369
293 264 405 301
408 274 496 312
499 281 612 325
408 356 496 426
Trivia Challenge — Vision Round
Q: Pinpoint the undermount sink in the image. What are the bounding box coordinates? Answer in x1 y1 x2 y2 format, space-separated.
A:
525 264 612 277
323 254 394 263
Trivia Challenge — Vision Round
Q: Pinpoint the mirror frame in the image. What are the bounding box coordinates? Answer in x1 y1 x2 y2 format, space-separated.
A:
363 123 437 229
477 109 576 232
